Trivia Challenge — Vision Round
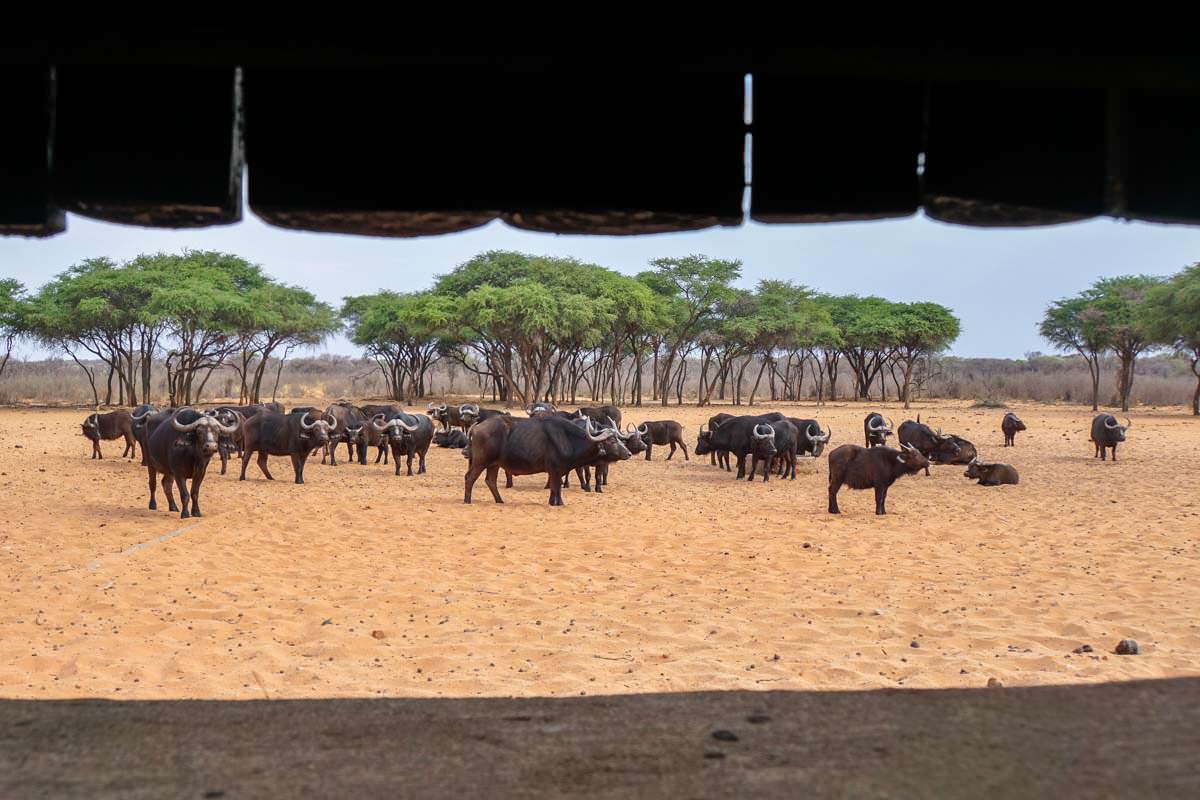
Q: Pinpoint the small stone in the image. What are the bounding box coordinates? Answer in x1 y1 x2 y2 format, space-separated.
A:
703 751 726 760
1072 644 1094 655
1115 639 1140 655
987 678 1003 688
321 619 333 626
802 542 811 549
712 730 739 742
746 714 771 724
910 640 920 648
371 630 386 639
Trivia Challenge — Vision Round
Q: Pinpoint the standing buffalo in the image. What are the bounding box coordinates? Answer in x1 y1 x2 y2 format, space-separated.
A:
863 413 894 448
1001 412 1026 447
240 410 336 484
374 412 434 475
81 410 137 459
635 420 689 461
827 443 929 515
576 405 623 428
695 413 785 479
344 418 390 464
203 408 244 475
322 403 368 465
427 402 467 433
1091 414 1131 461
459 404 510 430
131 406 169 467
705 413 735 470
749 419 797 482
144 407 238 519
898 417 960 475
568 421 645 492
790 418 832 458
964 459 1020 486
464 415 630 505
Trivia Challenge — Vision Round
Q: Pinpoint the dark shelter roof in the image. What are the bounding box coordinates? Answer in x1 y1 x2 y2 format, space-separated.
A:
4 39 1200 238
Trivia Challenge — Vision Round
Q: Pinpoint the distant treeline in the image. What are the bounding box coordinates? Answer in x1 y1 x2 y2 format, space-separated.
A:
2 351 1193 410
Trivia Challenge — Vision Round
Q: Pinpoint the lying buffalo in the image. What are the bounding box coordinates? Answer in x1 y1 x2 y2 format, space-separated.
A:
937 435 977 465
81 410 137 459
1091 414 1131 461
898 417 960 475
636 420 688 461
434 429 471 448
1001 412 1026 447
464 415 629 505
964 459 1019 486
240 410 335 484
827 443 928 515
144 407 238 519
863 413 894 448
374 412 434 475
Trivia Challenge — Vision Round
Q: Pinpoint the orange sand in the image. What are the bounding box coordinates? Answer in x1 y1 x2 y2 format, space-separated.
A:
1 401 1198 700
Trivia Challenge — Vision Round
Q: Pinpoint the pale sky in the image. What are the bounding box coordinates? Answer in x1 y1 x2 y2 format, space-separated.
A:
4 207 1200 360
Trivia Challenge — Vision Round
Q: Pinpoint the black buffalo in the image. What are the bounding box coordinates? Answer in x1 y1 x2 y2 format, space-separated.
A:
459 404 510 430
1091 414 1131 461
748 419 797 482
526 401 559 418
434 429 471 448
144 407 238 519
464 416 630 506
576 405 623 428
240 410 336 484
344 417 390 465
1001 412 1026 447
898 417 960 476
827 443 929 515
427 402 466 433
321 403 368 465
705 413 735 470
790 418 832 458
567 421 645 492
863 413 894 448
937 435 977 465
635 420 688 461
964 459 1020 486
202 408 245 475
81 410 136 459
373 412 434 475
695 413 785 479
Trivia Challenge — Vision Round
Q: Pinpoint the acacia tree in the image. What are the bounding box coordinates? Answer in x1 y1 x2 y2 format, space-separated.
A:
233 283 339 404
891 302 961 408
830 296 899 400
1087 275 1161 412
1140 264 1200 414
342 291 456 402
0 279 24 381
1039 295 1110 411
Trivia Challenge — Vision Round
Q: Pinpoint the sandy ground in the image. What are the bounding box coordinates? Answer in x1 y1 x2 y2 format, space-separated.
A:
1 400 1198 700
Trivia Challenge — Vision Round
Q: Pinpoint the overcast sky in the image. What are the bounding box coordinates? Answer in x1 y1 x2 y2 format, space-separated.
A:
4 209 1200 360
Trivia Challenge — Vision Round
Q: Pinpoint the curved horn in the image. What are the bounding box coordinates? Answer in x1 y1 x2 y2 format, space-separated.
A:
171 407 202 432
808 423 819 438
1104 416 1120 429
130 409 151 421
637 422 649 436
300 412 317 430
814 424 831 442
699 423 708 435
460 403 480 415
585 421 612 442
1124 416 1132 429
868 416 884 431
372 413 390 431
753 424 774 439
391 415 419 432
324 411 338 426
215 411 241 435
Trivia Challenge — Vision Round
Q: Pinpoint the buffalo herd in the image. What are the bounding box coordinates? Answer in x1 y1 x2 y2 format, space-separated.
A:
78 398 1138 518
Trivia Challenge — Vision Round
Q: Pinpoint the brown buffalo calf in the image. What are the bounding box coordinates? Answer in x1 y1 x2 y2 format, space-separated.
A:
81 410 136 459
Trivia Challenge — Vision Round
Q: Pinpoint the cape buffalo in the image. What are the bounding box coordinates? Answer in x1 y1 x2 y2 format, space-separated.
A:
144 407 238 519
203 408 244 475
374 412 434 475
745 422 782 482
344 418 390 464
635 420 688 461
427 402 466 433
1001 412 1026 447
937 435 977 465
567 420 645 492
898 417 960 476
864 413 894 448
695 413 785 479
434 429 471 448
790 418 832 458
576 405 623 428
464 415 629 506
526 401 559 418
240 410 336 484
964 459 1019 485
704 413 735 470
828 442 929 515
459 404 510 430
81 410 136 459
1091 414 1131 461
322 403 368 465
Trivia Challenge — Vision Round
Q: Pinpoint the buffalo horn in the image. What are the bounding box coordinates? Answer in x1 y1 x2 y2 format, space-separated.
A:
171 407 203 432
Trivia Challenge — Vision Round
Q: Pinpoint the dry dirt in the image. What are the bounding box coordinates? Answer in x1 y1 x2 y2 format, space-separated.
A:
1 401 1198 700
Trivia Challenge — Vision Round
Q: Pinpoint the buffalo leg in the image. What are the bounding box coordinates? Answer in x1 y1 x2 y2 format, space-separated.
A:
828 481 841 514
406 450 415 476
93 439 102 459
292 454 305 484
256 451 275 481
735 454 746 479
418 447 428 475
173 473 192 519
218 443 228 476
1110 444 1117 462
147 467 158 510
464 463 486 503
393 444 403 475
189 469 206 517
505 470 513 488
548 472 564 506
596 464 608 491
646 444 653 461
484 465 503 503
874 485 888 515
123 434 136 459
577 466 591 492
677 439 689 461
667 442 677 460
328 440 338 466
161 473 179 513
708 450 714 466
